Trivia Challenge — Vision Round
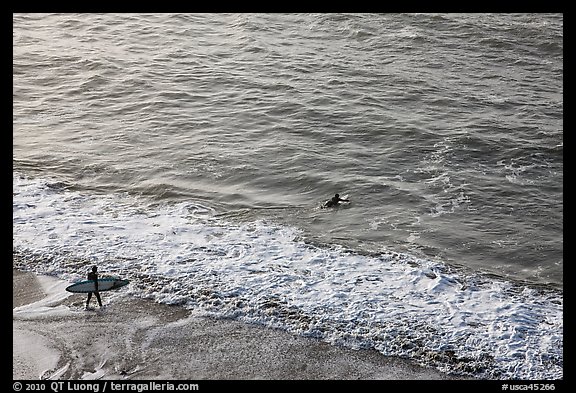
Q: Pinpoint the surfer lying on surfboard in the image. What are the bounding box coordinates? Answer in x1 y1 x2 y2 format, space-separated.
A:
322 193 349 208
86 266 103 309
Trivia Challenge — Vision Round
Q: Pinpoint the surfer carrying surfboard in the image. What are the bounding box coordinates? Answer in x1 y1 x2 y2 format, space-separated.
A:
86 266 103 309
323 193 349 208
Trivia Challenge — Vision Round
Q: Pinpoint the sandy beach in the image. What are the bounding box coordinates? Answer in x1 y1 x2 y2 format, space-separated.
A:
13 269 464 381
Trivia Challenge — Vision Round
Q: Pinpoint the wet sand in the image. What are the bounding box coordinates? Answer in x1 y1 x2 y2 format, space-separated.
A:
13 269 463 380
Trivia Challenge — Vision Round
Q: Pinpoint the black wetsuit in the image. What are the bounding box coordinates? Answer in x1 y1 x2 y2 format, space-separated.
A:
86 271 102 308
324 194 349 208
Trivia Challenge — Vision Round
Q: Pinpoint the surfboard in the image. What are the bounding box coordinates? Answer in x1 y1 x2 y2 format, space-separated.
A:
65 277 130 293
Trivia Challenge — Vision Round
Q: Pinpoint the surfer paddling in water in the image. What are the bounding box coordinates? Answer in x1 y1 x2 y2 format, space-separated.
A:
86 266 103 309
322 193 350 208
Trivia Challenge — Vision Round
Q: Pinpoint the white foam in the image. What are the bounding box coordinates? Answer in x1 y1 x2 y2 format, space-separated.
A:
13 174 563 379
13 274 74 319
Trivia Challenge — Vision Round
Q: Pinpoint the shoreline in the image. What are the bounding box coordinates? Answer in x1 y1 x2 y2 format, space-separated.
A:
13 269 464 380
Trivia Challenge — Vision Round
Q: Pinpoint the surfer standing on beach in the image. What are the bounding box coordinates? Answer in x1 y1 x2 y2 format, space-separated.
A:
86 266 103 309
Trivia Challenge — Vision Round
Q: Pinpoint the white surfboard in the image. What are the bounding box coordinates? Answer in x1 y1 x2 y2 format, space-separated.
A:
65 277 129 293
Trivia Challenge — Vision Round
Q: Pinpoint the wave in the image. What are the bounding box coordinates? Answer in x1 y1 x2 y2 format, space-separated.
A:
13 173 563 379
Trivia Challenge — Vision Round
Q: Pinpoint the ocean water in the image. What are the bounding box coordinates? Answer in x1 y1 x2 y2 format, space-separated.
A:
13 13 563 379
